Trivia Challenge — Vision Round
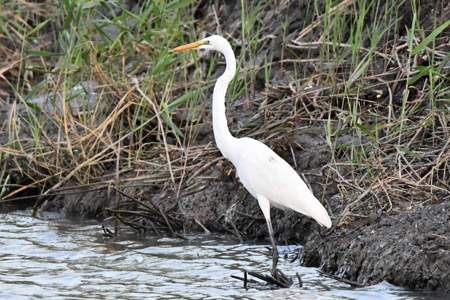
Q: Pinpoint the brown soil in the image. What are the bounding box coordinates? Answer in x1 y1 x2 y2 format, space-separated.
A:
303 200 450 292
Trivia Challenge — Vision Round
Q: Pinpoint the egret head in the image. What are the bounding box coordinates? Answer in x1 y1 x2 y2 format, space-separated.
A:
171 35 231 54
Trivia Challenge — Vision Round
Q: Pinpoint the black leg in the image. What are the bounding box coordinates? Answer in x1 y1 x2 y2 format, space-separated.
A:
266 219 278 275
234 217 293 288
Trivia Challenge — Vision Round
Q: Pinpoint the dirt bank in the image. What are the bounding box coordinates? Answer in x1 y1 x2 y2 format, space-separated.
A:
40 125 334 245
303 200 450 292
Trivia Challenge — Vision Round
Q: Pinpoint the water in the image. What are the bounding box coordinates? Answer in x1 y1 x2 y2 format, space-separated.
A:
0 210 443 300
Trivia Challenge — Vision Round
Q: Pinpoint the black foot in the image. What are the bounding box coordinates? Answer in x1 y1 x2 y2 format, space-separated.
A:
232 268 293 289
269 268 293 288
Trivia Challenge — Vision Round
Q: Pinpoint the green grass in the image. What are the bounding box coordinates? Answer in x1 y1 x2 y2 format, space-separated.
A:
0 0 449 222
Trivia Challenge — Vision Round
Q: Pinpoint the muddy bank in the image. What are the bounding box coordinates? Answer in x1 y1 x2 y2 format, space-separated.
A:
303 200 450 292
40 126 333 244
35 164 450 293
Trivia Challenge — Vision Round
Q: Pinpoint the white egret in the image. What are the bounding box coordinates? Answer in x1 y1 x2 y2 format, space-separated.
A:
172 35 331 278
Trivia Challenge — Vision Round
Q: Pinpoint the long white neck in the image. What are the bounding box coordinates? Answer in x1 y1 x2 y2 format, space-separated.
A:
212 45 237 160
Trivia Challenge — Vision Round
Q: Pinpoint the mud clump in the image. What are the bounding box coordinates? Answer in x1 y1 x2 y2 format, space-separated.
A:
40 189 113 219
303 201 450 292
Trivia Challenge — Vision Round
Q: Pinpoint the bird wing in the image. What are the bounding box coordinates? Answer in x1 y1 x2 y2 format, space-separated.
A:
232 137 331 228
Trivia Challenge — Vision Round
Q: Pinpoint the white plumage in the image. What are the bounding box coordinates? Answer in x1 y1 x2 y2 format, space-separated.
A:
172 35 331 276
232 137 332 228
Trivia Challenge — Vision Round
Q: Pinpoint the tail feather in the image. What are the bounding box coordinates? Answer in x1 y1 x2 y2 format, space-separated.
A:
287 194 332 228
315 207 332 228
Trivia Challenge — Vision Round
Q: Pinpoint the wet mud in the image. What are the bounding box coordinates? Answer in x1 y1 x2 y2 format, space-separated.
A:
303 201 450 292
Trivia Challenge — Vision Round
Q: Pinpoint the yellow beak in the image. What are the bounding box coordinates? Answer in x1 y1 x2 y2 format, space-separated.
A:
170 40 205 52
